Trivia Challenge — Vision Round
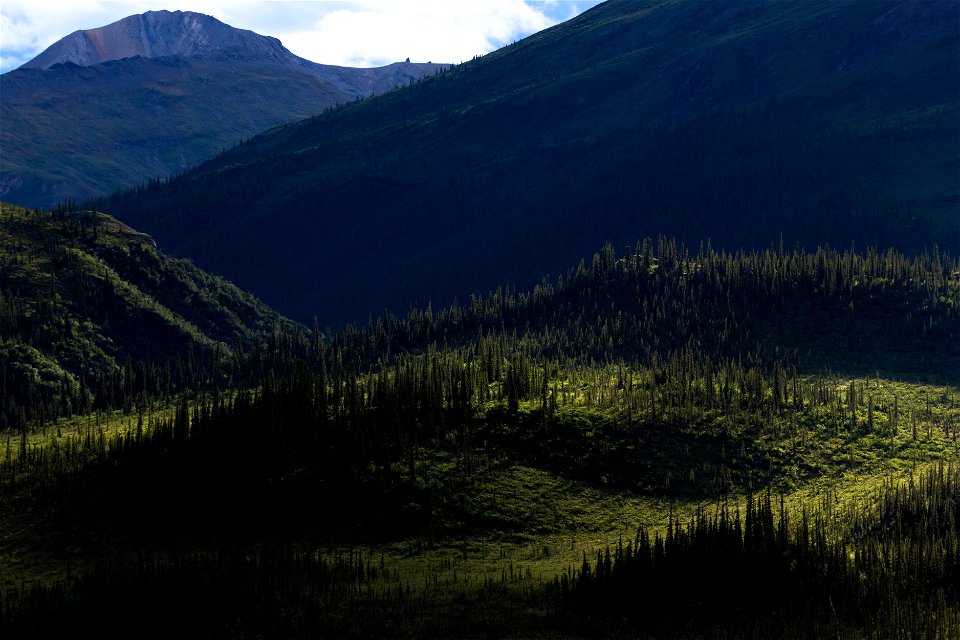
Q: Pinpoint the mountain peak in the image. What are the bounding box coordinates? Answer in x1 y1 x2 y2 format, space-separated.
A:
21 10 294 69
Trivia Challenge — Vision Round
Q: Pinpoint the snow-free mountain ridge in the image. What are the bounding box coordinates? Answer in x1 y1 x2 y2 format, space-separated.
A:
2 11 447 208
22 10 296 68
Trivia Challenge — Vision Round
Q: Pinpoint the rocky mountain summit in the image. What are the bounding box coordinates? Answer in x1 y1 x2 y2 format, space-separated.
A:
22 11 296 68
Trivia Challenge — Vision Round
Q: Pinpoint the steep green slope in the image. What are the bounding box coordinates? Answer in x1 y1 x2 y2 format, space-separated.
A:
103 0 959 325
0 202 297 427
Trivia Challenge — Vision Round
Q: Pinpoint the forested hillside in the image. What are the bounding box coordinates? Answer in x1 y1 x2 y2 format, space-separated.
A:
0 202 296 430
2 237 957 637
3 1 958 636
101 0 960 325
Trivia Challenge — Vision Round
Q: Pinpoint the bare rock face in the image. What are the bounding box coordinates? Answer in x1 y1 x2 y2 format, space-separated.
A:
19 9 447 93
22 10 295 68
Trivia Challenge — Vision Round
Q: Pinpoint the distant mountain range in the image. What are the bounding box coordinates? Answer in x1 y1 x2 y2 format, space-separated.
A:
21 10 303 69
1 10 446 208
101 0 959 326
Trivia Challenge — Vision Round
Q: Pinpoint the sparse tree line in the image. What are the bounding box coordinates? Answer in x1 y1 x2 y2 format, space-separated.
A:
4 232 955 432
2 231 958 636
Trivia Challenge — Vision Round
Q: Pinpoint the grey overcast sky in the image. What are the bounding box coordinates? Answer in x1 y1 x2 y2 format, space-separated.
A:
0 1 603 73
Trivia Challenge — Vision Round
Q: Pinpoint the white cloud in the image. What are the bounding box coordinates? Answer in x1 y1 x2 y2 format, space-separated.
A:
0 1 601 73
283 1 554 67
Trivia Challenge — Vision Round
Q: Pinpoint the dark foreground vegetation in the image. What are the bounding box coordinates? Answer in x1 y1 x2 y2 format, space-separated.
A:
566 467 960 638
1 225 958 637
3 414 957 640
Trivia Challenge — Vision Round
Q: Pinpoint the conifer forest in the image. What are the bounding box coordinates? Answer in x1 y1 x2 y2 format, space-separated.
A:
1 202 958 637
1 0 959 638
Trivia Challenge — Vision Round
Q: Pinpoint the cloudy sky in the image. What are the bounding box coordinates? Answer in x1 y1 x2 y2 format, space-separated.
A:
0 1 602 73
